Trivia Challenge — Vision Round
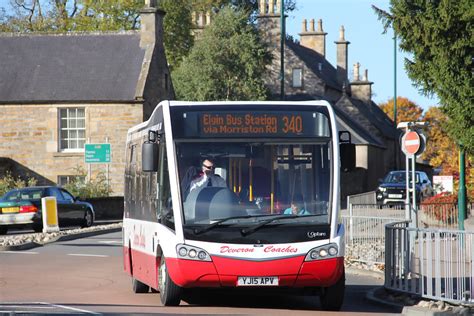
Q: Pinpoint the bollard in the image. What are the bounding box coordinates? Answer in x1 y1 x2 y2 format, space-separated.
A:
41 196 59 233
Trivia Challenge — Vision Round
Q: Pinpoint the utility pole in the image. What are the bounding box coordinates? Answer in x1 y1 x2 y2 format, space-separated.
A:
280 0 285 100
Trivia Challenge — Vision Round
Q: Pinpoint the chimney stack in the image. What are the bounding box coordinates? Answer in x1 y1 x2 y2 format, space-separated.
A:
350 63 373 103
257 0 282 49
299 18 327 56
140 0 165 47
334 25 350 87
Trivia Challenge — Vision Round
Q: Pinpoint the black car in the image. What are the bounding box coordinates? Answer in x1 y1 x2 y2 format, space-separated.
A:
376 171 433 206
0 186 95 234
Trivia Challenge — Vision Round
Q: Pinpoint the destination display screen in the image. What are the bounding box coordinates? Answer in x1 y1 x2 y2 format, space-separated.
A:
173 108 331 138
198 111 329 137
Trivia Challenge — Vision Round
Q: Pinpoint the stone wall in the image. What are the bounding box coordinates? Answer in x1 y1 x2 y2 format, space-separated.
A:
0 103 143 196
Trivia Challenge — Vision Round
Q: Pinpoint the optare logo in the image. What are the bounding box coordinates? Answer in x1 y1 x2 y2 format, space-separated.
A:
307 231 326 238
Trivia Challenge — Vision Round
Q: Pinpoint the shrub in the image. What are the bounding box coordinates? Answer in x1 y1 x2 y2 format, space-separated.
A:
422 192 457 204
62 166 111 199
0 171 38 196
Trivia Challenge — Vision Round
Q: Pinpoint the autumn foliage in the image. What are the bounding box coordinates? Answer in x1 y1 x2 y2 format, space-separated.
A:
379 97 473 200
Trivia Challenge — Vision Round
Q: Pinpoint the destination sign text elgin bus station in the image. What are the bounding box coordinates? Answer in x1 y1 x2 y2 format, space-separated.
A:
200 112 307 137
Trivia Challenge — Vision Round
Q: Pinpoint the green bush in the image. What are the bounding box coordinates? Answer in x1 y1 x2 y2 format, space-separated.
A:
0 171 38 196
63 166 111 199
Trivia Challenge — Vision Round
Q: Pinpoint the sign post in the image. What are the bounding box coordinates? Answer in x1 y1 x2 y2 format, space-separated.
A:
398 122 426 227
85 143 111 163
84 143 112 189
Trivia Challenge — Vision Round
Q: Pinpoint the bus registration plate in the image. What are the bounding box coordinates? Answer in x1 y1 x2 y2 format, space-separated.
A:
237 276 278 286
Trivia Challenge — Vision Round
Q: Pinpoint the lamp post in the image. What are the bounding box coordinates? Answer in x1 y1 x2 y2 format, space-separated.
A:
393 32 397 126
458 144 466 230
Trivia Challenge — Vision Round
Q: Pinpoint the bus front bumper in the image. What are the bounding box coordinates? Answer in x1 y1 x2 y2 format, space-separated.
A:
166 256 344 288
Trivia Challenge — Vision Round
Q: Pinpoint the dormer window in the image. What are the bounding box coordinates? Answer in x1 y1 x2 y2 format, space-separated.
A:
292 68 303 88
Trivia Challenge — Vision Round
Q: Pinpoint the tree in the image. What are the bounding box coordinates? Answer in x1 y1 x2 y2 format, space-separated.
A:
0 0 143 32
172 6 271 101
379 96 423 123
422 107 474 199
422 107 457 169
373 1 474 153
159 0 194 71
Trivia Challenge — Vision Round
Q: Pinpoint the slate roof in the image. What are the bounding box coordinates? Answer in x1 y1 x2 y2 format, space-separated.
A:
0 32 145 103
336 95 399 140
284 40 398 143
284 93 384 147
285 40 341 91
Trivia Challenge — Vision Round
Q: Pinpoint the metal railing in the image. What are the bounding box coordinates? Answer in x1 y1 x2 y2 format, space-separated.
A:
418 202 473 230
342 203 406 265
346 191 376 206
385 221 474 305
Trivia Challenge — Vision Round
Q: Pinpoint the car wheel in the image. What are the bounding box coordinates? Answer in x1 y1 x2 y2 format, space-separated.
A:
158 256 181 306
81 209 93 228
132 278 149 293
319 271 345 311
0 226 8 235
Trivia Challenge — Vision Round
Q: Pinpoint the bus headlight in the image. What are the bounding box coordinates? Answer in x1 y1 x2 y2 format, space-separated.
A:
176 244 212 262
305 243 339 261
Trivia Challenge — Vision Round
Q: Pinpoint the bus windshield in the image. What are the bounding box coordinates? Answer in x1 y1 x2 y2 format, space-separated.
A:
177 141 332 226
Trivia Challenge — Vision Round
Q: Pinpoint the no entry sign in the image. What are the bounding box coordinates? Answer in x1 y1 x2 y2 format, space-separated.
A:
401 131 422 156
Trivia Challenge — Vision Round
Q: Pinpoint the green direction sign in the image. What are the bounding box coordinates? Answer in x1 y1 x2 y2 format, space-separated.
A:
85 143 111 163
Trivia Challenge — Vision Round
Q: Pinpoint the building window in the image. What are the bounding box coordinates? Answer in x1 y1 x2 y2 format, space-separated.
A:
58 175 85 187
292 68 303 88
59 108 85 151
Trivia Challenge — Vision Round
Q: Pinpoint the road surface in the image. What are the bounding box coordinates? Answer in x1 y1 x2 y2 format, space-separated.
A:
0 231 401 315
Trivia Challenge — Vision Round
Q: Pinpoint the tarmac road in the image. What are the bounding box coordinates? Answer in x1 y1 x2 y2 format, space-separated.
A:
0 231 402 315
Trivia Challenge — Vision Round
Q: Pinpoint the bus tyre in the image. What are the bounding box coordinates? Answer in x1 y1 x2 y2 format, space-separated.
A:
319 271 345 311
132 278 150 293
158 256 181 306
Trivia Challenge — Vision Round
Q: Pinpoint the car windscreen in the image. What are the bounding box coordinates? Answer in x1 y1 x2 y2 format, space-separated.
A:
384 172 420 184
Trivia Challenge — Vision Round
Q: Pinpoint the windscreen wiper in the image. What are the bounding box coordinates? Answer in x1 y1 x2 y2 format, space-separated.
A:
193 215 256 235
240 215 300 236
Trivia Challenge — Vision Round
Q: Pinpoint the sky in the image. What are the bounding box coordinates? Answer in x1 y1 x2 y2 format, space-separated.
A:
0 0 440 111
285 0 439 111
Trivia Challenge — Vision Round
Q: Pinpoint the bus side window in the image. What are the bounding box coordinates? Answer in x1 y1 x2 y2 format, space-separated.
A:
157 140 174 230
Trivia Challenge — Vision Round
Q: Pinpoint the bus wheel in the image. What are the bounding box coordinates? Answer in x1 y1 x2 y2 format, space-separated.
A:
158 256 181 306
319 271 345 311
132 278 150 293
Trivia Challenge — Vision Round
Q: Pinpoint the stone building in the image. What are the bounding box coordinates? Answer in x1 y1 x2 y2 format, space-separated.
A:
256 0 401 197
0 1 173 196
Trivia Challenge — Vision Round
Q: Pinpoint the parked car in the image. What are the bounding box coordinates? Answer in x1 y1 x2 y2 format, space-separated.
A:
0 186 94 234
376 171 434 206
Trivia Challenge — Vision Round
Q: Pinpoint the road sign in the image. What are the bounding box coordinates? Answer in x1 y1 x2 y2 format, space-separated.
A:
401 131 421 156
85 143 111 163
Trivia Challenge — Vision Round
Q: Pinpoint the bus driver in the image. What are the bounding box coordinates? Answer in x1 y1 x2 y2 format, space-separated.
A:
188 158 226 193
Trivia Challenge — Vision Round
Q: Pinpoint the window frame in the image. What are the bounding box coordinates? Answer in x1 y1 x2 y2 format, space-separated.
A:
58 107 86 152
292 68 303 88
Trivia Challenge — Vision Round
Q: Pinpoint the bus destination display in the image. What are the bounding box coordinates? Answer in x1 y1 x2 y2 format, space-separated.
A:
198 111 328 137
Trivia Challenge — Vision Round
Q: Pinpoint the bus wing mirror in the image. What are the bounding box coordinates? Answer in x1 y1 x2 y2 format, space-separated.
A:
142 131 159 173
339 131 355 172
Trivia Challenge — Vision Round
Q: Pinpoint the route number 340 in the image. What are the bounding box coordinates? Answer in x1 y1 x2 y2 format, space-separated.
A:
282 115 303 134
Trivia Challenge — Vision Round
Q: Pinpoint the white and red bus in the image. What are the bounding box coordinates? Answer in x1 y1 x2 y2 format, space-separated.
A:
123 100 352 310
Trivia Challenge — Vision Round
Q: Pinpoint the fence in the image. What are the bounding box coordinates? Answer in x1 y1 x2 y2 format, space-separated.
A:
342 203 406 265
385 221 474 305
418 202 473 230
